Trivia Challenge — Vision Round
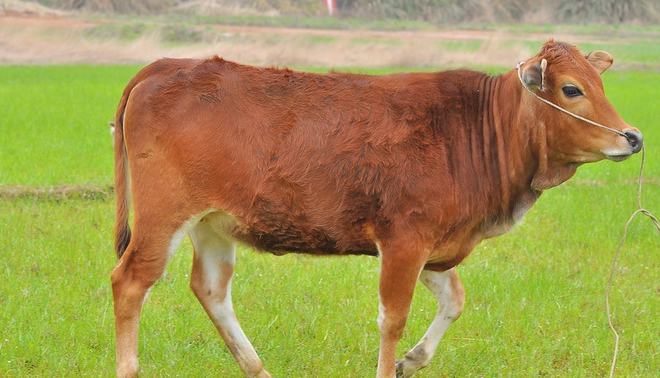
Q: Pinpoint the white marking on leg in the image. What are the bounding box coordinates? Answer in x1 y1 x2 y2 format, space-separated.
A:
398 268 464 377
168 210 214 258
190 216 270 377
376 295 392 378
377 297 386 330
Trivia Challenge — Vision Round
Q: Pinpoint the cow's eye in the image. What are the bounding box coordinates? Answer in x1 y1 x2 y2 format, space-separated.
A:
562 85 583 98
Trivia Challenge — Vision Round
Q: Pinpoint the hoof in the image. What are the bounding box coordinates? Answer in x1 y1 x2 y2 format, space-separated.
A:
251 369 272 378
395 359 405 378
116 367 138 378
396 357 426 378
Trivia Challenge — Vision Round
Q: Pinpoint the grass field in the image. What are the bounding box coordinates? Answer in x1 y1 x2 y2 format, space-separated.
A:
0 62 658 377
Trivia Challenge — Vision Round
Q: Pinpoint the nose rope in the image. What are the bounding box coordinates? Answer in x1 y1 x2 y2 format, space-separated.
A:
516 61 628 139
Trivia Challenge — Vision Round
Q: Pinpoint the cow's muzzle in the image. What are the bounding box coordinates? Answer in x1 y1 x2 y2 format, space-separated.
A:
624 129 643 154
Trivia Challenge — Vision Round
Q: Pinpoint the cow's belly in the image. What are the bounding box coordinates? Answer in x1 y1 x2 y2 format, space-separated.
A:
202 211 378 256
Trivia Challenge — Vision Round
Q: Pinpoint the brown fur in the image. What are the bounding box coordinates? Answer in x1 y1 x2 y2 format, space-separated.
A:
110 40 640 377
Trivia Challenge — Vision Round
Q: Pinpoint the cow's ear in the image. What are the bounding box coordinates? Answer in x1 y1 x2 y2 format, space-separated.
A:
586 51 613 74
522 59 547 91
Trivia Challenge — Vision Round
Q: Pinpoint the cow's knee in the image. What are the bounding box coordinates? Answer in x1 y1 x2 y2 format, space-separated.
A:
378 304 409 341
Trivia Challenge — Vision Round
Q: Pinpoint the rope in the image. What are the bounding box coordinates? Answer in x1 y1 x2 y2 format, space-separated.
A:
515 61 660 377
604 146 659 378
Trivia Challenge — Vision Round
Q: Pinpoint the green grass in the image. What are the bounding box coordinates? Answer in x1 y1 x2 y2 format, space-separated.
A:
0 188 657 376
0 65 140 186
0 65 658 376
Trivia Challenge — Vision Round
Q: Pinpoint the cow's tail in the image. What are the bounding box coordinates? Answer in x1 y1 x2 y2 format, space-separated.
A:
113 84 134 259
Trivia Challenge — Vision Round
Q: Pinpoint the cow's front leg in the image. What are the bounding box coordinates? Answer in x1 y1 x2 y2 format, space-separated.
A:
376 239 429 378
396 267 465 377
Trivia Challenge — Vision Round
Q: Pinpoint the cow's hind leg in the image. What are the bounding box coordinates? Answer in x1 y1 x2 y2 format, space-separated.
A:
112 221 186 378
189 217 270 378
396 268 465 377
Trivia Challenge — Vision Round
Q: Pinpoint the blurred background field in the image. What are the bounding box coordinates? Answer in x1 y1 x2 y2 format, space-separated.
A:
1 0 659 68
0 1 658 377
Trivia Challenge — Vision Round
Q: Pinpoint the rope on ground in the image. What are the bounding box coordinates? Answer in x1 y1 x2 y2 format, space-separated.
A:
605 146 660 378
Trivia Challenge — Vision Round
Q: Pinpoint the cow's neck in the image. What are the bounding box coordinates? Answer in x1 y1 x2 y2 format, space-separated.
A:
472 70 579 227
472 71 550 226
499 69 579 189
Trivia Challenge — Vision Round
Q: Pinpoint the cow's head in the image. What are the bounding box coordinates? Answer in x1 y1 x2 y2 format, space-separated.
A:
518 40 642 190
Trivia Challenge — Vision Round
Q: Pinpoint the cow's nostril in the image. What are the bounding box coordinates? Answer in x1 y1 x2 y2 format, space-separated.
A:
623 130 643 153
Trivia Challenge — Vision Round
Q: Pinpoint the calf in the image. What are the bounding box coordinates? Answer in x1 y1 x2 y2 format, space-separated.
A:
110 40 642 377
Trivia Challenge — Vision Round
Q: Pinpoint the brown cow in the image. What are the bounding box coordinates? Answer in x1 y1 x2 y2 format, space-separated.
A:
110 40 642 377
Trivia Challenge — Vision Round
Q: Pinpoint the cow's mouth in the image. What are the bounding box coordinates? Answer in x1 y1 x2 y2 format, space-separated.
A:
605 153 632 162
602 143 637 161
